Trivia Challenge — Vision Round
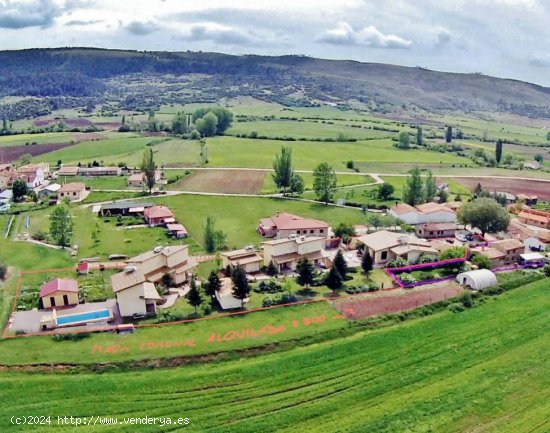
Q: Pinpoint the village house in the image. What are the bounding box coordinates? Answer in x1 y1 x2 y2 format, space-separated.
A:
78 166 122 176
112 245 197 317
491 238 524 263
127 170 162 188
516 194 538 206
57 166 80 176
517 209 550 230
495 191 517 205
257 212 330 239
470 247 505 268
355 230 438 266
38 183 61 198
389 202 456 226
39 278 80 309
262 236 328 272
58 182 87 201
415 222 457 239
222 247 263 274
9 163 49 188
144 205 175 227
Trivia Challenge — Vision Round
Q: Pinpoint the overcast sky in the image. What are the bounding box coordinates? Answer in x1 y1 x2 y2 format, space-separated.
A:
1 0 550 86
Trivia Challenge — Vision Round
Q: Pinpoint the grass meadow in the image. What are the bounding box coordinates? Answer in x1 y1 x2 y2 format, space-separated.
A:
0 280 547 432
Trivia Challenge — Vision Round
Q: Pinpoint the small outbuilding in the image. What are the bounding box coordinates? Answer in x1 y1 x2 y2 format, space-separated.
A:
456 269 497 291
39 278 80 309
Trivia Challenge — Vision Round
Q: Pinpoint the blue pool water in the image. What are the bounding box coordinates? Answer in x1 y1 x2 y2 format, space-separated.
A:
56 309 111 326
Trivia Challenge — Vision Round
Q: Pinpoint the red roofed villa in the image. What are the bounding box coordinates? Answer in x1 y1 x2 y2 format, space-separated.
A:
144 205 175 227
257 212 330 239
39 278 80 309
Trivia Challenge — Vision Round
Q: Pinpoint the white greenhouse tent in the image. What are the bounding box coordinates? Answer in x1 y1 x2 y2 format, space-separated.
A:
456 269 498 291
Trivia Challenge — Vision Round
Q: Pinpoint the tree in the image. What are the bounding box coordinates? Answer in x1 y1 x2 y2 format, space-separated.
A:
402 167 424 206
495 139 503 164
457 198 510 237
395 131 410 149
266 260 278 277
376 183 395 200
424 171 437 203
171 112 189 135
439 246 466 261
325 266 343 290
333 222 356 244
361 250 373 277
204 270 221 300
547 131 550 142
534 153 544 163
11 178 28 202
272 146 294 194
416 126 423 146
140 148 157 194
196 112 218 137
203 216 228 253
49 205 74 248
192 107 233 134
445 126 452 143
231 267 250 308
472 254 491 270
313 162 337 205
187 276 203 313
296 258 314 288
289 173 304 196
332 250 348 280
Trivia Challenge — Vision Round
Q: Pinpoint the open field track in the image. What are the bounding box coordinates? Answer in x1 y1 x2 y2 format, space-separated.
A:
334 283 464 320
0 281 548 432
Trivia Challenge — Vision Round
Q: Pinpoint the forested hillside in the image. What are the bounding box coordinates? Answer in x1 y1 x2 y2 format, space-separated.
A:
2 47 550 119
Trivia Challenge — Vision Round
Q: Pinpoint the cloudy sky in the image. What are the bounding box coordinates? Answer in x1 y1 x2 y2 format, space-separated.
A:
1 0 550 85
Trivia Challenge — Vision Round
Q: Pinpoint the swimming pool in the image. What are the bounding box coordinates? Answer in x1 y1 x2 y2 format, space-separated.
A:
56 308 112 327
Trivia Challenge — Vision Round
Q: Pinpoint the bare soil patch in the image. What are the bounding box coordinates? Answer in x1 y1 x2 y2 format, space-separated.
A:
0 142 73 162
178 170 266 194
455 177 550 199
334 283 464 320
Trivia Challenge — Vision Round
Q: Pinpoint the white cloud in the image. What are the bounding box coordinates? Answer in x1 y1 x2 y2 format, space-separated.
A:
0 0 61 29
124 20 159 36
318 22 412 49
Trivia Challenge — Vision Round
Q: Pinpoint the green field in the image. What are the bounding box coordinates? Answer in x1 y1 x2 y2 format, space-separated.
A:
0 131 76 147
0 280 548 432
206 136 469 170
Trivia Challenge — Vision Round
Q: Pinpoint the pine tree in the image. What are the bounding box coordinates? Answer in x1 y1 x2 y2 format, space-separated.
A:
325 267 343 290
187 276 203 313
140 148 157 194
416 126 423 146
266 260 278 277
332 250 348 280
296 258 314 288
424 171 437 202
361 251 373 277
272 146 294 194
495 139 503 164
231 267 250 308
402 167 424 206
204 270 221 299
445 126 452 143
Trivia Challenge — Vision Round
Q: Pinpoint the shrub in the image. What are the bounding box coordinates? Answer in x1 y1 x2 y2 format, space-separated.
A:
32 230 48 241
0 263 6 280
418 271 434 281
386 258 408 268
51 332 91 342
399 273 416 284
448 302 466 313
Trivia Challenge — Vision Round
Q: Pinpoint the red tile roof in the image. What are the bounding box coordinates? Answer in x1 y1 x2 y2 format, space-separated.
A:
39 278 79 298
267 213 328 230
144 205 174 220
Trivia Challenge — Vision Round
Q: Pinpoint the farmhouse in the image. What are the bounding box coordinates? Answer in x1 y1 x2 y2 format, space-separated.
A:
470 247 505 268
517 209 550 229
257 212 330 239
111 269 162 317
456 269 497 290
9 163 48 188
112 245 197 317
39 278 80 309
389 202 456 225
356 230 438 266
38 183 61 198
127 170 162 187
98 201 154 217
415 222 457 239
126 245 196 285
144 205 175 227
491 238 524 263
222 247 263 274
262 236 328 272
58 182 86 201
516 194 538 206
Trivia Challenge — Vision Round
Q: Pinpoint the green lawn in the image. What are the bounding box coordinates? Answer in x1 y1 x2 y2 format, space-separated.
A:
0 279 547 432
262 172 373 193
0 132 76 147
206 136 470 170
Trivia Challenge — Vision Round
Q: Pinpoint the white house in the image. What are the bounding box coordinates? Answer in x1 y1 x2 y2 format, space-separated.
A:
456 269 497 290
262 236 328 272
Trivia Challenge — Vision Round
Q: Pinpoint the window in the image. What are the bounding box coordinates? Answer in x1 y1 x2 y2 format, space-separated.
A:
381 251 388 260
310 230 314 234
320 229 324 233
63 294 69 305
50 297 56 307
